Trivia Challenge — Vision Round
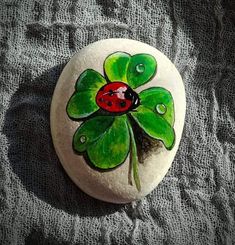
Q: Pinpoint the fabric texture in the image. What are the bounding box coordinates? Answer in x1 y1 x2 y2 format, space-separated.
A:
0 0 235 244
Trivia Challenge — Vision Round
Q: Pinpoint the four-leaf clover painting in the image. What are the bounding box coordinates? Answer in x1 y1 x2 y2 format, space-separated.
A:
66 52 175 191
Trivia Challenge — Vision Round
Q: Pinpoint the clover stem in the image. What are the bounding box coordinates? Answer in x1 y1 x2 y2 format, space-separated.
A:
127 119 141 192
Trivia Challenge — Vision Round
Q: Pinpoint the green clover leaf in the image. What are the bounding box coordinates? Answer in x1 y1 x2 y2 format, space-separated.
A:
104 52 130 83
73 116 115 152
139 87 175 126
127 54 157 89
87 115 130 169
67 69 106 119
73 115 130 169
66 51 175 192
130 106 175 150
104 52 157 89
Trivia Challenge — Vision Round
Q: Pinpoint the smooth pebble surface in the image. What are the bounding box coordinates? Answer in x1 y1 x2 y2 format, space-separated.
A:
50 39 186 203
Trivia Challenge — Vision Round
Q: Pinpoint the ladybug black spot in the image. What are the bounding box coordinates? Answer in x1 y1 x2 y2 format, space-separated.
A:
109 90 114 96
107 101 112 106
119 101 126 108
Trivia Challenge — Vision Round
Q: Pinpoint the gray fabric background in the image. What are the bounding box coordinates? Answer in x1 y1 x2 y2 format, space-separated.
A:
0 0 235 244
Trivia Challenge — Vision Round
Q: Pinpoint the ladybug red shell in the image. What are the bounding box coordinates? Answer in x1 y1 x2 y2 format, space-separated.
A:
96 82 140 113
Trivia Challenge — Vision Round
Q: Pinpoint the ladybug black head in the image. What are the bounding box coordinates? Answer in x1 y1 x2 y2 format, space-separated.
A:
124 88 140 110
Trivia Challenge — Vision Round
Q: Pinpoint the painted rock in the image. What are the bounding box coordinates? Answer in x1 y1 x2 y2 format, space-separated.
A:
50 39 186 203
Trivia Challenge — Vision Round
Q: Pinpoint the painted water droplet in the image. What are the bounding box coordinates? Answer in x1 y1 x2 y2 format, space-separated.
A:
156 104 166 115
80 135 86 144
135 64 145 73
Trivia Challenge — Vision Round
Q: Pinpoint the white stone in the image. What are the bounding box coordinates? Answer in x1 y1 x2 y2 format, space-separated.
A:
50 39 186 203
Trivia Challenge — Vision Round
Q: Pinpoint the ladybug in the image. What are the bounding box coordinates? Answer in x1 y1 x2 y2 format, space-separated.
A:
96 82 140 113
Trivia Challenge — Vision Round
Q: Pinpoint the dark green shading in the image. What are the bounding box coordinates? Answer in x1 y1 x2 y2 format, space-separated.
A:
130 105 175 150
127 54 157 89
73 116 115 152
87 115 130 169
128 115 162 164
104 52 130 83
67 69 106 119
139 87 175 126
